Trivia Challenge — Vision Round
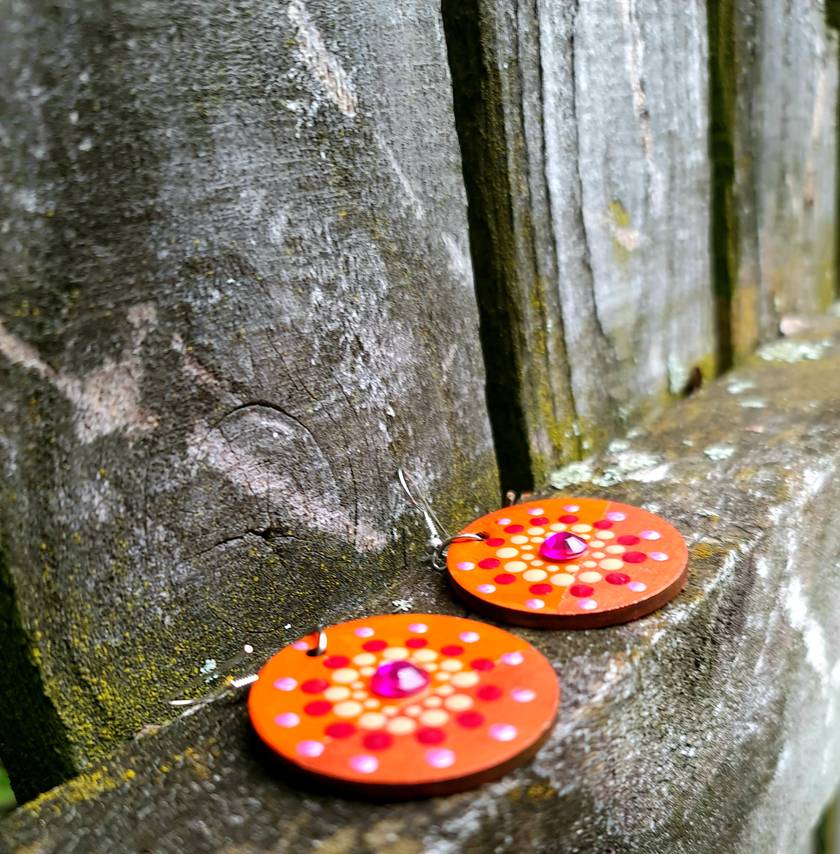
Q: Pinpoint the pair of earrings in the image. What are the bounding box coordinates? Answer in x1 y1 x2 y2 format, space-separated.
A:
223 475 688 798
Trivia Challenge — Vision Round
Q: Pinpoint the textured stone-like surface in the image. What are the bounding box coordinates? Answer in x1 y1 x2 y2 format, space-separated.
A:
5 324 840 852
445 0 716 487
0 0 498 797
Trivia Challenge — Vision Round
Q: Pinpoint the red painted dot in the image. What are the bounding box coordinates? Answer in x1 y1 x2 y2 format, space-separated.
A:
504 524 524 533
559 514 578 523
605 572 631 585
479 558 500 569
303 700 332 716
593 519 613 529
416 727 446 744
457 711 485 728
470 658 495 671
325 722 356 739
529 583 552 595
363 640 387 652
530 516 549 525
441 645 464 656
618 535 640 545
323 655 350 669
569 584 595 598
406 637 428 649
300 678 330 694
362 732 393 751
494 573 516 585
486 537 505 547
623 551 647 563
477 685 502 701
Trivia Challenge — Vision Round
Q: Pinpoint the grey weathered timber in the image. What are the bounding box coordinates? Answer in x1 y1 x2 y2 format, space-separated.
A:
444 0 717 488
712 0 839 360
4 320 840 853
0 0 499 799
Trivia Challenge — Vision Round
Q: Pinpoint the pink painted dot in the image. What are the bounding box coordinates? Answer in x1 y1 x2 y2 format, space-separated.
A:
628 581 647 592
496 517 511 525
530 516 549 525
301 678 330 694
623 551 647 564
528 507 545 516
303 701 332 717
494 573 516 585
426 748 455 769
274 677 297 691
471 658 495 671
569 583 594 597
559 514 578 523
478 685 502 701
296 740 324 757
579 599 598 610
457 711 485 728
408 623 428 633
477 583 496 594
441 645 464 656
501 651 524 665
563 504 579 512
350 755 378 774
479 558 500 569
511 688 536 703
593 520 613 529
363 639 387 652
323 655 350 669
406 637 428 649
640 530 661 540
504 524 524 533
275 712 300 727
456 561 475 571
605 572 631 585
489 723 518 742
293 641 309 651
650 552 669 561
486 537 505 547
529 583 552 595
525 599 545 610
354 627 375 638
617 535 640 545
607 511 626 521
326 722 356 739
363 732 393 751
416 727 446 744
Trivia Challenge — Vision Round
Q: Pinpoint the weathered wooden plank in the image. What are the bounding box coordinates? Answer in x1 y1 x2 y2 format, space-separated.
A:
5 322 840 853
713 0 839 359
444 0 717 489
0 0 498 798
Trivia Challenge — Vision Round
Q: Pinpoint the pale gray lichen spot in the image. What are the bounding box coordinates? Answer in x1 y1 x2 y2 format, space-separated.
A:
549 459 595 490
727 377 756 395
757 338 831 363
703 443 736 461
741 398 766 409
667 357 690 395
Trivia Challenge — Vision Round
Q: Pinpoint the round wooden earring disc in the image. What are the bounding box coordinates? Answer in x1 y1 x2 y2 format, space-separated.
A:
447 497 688 629
248 614 559 798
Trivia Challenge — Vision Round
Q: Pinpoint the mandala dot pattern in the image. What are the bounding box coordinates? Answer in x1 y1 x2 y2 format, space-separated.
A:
447 497 688 628
249 614 559 797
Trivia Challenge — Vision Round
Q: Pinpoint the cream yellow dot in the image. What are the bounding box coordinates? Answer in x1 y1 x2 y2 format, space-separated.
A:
527 527 545 535
450 671 480 688
606 544 625 554
405 705 422 717
382 647 409 661
444 694 474 711
583 560 597 568
383 706 398 717
504 561 527 573
324 686 351 702
436 684 455 696
441 658 463 672
549 523 567 532
592 551 606 559
363 698 380 709
599 530 615 539
546 564 559 572
521 553 534 562
590 540 605 548
352 653 376 666
412 649 438 663
387 716 416 735
423 696 443 708
332 668 359 684
358 712 387 730
529 537 544 544
352 691 367 700
571 523 592 533
523 568 548 582
510 535 528 545
532 560 545 567
579 571 603 583
599 558 625 570
360 666 375 677
496 547 519 559
551 573 576 587
351 681 365 690
419 709 449 727
333 701 363 718
424 662 439 672
522 544 534 551
434 671 450 681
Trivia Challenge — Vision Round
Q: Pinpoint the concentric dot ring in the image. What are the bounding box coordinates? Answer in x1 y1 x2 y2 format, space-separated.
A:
446 497 689 628
248 614 559 797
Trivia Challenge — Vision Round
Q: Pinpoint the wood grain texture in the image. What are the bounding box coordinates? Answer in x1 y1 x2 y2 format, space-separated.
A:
445 0 716 489
0 0 498 797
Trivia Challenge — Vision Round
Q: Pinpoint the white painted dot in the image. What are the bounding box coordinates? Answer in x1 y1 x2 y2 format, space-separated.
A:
496 517 511 525
457 561 475 571
275 712 300 728
408 623 428 633
563 505 579 512
606 511 626 521
426 748 455 768
489 723 518 742
354 627 375 638
296 740 324 757
650 552 669 561
460 631 480 643
511 688 536 703
477 583 496 594
640 530 661 540
628 581 647 592
274 677 297 691
501 651 524 665
526 598 545 610
528 507 545 515
579 599 598 610
496 547 519 559
350 754 378 774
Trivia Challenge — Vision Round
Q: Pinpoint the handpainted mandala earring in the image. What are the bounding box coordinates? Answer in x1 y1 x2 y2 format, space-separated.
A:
399 472 688 629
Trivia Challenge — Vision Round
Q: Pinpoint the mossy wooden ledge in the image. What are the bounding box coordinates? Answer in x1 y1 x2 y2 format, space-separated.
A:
5 322 840 851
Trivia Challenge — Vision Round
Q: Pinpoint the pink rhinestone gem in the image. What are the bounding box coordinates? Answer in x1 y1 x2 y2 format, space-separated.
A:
539 531 588 562
370 661 430 698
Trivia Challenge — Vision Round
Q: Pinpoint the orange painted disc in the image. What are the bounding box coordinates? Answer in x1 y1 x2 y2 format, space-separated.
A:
447 497 688 628
248 614 559 797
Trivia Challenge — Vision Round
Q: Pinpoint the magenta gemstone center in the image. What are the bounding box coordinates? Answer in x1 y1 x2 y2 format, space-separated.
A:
539 531 588 562
370 661 430 698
